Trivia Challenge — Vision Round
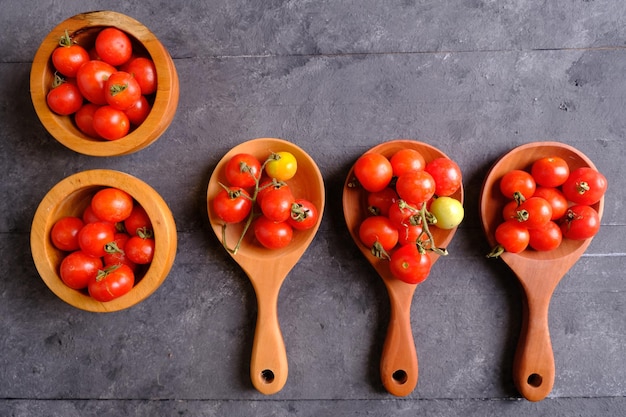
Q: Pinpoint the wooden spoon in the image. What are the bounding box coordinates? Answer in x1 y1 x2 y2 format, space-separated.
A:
479 141 604 402
207 138 325 395
342 140 464 396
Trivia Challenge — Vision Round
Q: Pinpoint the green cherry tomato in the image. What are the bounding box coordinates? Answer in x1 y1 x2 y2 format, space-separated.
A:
265 151 298 181
429 196 464 229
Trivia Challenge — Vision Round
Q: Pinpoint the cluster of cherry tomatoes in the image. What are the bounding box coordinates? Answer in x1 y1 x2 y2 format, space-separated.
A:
352 149 464 285
213 151 319 252
47 27 157 140
50 187 155 302
490 156 607 256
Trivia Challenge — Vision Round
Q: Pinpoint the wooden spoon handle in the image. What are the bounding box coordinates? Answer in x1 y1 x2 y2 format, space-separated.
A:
249 284 288 395
513 292 555 402
380 285 418 396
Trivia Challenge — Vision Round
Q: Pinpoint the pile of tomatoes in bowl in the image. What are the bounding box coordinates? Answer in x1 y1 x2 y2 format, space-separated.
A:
46 26 157 140
50 187 154 301
488 156 607 256
351 148 464 284
212 151 320 252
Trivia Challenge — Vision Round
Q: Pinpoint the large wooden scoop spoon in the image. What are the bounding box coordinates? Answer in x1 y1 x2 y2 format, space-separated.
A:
479 141 604 401
342 140 464 396
207 138 325 395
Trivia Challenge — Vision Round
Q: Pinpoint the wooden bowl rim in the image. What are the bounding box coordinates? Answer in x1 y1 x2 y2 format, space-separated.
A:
30 169 177 312
29 10 179 156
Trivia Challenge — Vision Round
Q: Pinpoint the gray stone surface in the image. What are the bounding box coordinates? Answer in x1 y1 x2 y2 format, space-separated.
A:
1 0 625 415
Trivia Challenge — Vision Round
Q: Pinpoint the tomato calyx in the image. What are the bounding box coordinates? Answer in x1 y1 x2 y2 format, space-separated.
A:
95 263 122 282
572 180 591 196
51 72 66 88
486 245 505 259
136 226 154 239
109 82 130 96
104 241 123 255
57 30 74 47
290 201 312 223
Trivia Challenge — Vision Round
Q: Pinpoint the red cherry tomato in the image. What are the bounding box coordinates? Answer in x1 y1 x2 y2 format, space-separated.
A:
92 105 130 140
125 235 155 265
353 153 393 192
213 187 253 223
499 169 536 200
95 27 133 67
395 170 436 204
91 187 134 223
51 34 90 78
494 220 530 253
560 205 601 240
389 244 431 284
515 197 552 229
124 95 151 125
287 199 319 230
88 264 135 302
253 216 293 249
74 103 102 138
51 216 85 252
367 187 398 216
396 223 425 246
124 205 152 236
260 185 295 222
390 148 425 177
531 156 570 187
60 250 103 290
124 57 157 95
225 153 262 188
528 221 562 251
46 77 84 115
562 167 607 205
388 200 420 228
76 60 117 105
82 205 103 224
532 187 568 221
104 71 142 110
358 216 399 253
103 232 137 271
425 157 462 197
78 221 116 258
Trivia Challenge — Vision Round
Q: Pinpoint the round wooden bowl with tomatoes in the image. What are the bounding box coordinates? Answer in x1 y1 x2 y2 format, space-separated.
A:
30 10 179 156
30 169 177 312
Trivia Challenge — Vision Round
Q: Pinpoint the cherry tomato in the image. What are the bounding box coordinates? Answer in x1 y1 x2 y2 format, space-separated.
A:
358 216 399 253
51 216 85 252
124 95 151 125
533 187 568 221
88 264 135 302
265 151 298 181
531 156 570 187
367 187 398 216
125 235 155 264
76 60 117 105
92 105 130 140
103 232 137 272
494 220 530 253
82 205 104 224
389 244 431 284
499 169 536 200
124 57 157 95
390 148 426 177
78 221 116 258
560 205 600 240
91 187 134 223
429 196 464 229
51 32 90 78
104 71 142 110
396 223 425 246
425 157 462 197
124 205 153 235
388 200 420 228
287 199 319 230
528 221 562 251
562 167 607 205
74 103 101 138
353 153 393 192
46 76 83 115
213 187 253 223
225 153 262 188
256 178 283 206
260 184 295 222
395 170 436 204
60 250 103 290
254 216 293 249
515 197 552 229
95 27 133 67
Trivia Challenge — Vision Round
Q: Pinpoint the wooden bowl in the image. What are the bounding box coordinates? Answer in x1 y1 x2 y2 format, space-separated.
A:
30 10 179 156
30 169 177 312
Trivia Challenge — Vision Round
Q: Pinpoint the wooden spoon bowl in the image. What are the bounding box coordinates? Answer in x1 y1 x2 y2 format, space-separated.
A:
30 169 178 312
479 141 604 401
30 10 179 156
207 138 325 395
342 140 464 396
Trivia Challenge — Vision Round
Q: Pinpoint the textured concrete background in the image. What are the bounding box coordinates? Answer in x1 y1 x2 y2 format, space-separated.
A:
1 0 625 415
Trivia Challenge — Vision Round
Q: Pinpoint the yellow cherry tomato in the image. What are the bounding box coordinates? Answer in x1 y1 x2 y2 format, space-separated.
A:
265 151 298 181
430 196 464 229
